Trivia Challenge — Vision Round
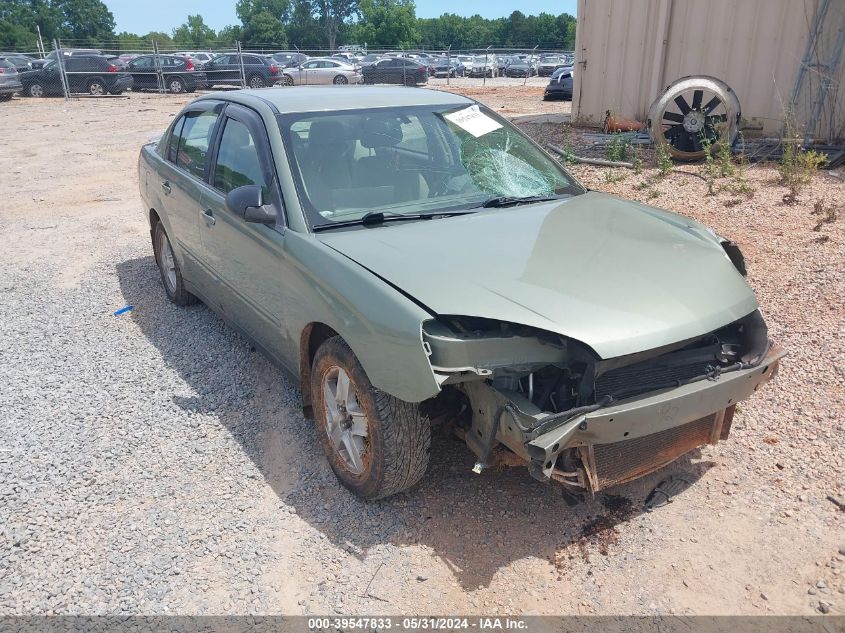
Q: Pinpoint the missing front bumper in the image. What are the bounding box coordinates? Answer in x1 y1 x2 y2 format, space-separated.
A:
480 344 785 492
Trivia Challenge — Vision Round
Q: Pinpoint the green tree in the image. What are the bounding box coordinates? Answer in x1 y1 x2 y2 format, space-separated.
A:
314 0 357 51
286 0 322 49
217 24 243 45
241 10 287 46
52 0 114 43
353 0 418 48
172 14 216 48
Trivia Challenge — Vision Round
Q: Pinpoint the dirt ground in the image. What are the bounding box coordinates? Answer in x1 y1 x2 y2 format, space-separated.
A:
0 88 842 618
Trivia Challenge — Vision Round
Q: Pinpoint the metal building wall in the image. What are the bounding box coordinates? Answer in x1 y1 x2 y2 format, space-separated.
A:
572 0 845 139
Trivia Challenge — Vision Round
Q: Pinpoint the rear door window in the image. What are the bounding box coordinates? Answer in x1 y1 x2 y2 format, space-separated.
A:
170 110 219 179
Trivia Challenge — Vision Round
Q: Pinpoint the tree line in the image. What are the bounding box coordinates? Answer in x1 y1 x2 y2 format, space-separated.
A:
0 0 576 52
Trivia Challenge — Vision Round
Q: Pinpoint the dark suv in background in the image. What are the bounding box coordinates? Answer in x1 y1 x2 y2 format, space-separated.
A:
201 53 283 88
19 55 133 97
125 55 207 93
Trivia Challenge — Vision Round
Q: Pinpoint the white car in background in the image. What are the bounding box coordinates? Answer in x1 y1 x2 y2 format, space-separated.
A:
175 51 214 66
467 55 498 78
280 57 361 85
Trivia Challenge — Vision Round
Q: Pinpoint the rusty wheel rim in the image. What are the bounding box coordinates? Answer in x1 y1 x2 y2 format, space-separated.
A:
322 366 369 475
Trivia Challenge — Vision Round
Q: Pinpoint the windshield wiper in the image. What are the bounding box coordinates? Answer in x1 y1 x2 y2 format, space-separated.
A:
312 210 476 232
476 195 565 208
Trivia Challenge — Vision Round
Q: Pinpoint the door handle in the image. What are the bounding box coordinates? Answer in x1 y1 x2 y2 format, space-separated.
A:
201 209 216 226
160 181 171 194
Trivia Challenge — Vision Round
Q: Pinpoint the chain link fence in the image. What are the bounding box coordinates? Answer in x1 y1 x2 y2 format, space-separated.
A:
4 40 574 101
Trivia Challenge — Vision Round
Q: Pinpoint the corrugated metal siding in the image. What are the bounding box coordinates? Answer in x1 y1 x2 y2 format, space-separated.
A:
573 0 845 139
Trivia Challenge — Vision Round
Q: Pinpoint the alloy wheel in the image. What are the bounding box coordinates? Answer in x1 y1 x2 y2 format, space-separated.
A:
29 83 44 97
321 366 369 475
169 78 185 93
157 229 177 294
333 75 348 85
249 75 265 89
88 81 105 96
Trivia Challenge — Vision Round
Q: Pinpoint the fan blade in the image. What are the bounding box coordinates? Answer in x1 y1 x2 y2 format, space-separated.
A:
691 89 703 110
703 96 721 114
674 95 691 114
663 111 684 123
671 128 690 151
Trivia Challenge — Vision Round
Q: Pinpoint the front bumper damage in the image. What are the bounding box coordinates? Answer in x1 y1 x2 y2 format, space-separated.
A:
426 314 784 493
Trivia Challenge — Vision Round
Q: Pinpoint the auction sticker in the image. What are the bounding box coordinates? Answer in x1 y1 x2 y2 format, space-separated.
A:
443 105 503 137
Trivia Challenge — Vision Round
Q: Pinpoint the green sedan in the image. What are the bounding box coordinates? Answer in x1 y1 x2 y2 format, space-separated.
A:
138 86 784 500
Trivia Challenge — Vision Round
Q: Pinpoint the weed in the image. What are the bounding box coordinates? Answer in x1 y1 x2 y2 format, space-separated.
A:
631 145 643 174
700 136 718 195
811 200 838 231
633 180 651 191
779 109 827 204
607 133 631 162
603 170 628 184
556 143 577 165
655 142 672 178
646 187 661 199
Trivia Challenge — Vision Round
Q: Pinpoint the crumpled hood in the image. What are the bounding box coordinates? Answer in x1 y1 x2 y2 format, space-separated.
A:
317 192 758 359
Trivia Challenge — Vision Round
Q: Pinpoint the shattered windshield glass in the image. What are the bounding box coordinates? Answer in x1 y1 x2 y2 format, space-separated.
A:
277 103 584 228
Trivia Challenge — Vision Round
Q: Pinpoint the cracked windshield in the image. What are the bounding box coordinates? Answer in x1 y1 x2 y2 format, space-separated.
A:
278 104 583 226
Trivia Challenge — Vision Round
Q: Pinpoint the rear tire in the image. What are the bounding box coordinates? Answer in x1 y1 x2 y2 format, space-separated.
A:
248 74 266 89
333 74 348 85
167 76 186 94
27 82 45 98
153 222 197 306
0 93 11 101
311 336 431 499
87 79 106 96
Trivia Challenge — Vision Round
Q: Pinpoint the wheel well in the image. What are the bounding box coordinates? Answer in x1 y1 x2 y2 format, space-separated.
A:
299 322 339 418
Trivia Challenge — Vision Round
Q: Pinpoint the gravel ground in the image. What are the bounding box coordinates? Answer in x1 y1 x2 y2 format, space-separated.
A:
0 91 842 617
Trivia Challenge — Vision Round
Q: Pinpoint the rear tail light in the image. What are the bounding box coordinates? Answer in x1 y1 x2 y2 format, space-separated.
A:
107 64 118 72
269 64 279 74
0 68 6 74
185 60 195 71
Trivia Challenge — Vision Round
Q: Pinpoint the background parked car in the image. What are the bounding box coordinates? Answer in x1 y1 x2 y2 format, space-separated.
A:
504 59 536 78
544 65 573 100
0 59 22 100
432 56 462 77
467 55 498 78
361 58 428 85
281 58 360 85
538 54 567 76
202 53 282 88
175 51 214 66
19 56 133 97
126 54 207 93
0 53 36 72
30 48 100 70
268 51 308 68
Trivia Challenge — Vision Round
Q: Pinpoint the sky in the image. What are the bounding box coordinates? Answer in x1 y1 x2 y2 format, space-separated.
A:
108 0 578 35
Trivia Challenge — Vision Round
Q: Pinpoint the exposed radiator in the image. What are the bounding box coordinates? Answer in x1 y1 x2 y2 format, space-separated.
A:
586 413 718 491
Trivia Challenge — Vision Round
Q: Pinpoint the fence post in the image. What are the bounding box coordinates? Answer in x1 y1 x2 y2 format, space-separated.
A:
153 41 165 94
446 44 451 86
53 39 70 101
237 41 247 88
524 44 538 87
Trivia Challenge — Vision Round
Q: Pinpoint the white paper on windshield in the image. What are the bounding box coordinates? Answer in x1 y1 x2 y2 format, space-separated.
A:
443 105 502 138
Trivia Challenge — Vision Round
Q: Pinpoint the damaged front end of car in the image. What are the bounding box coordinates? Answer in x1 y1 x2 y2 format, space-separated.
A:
422 311 784 494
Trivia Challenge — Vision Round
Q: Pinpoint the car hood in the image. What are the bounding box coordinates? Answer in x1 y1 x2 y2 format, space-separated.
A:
317 192 758 359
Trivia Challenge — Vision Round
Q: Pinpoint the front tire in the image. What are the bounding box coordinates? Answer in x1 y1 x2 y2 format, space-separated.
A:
153 222 197 306
311 336 431 499
281 74 294 86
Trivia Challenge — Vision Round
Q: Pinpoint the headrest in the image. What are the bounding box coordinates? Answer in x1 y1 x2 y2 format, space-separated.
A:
360 117 403 149
308 120 346 147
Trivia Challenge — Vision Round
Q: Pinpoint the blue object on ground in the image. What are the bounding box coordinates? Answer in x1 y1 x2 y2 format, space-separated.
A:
113 305 134 316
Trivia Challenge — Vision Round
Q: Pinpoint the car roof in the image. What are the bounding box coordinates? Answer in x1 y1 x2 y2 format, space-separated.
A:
198 86 473 114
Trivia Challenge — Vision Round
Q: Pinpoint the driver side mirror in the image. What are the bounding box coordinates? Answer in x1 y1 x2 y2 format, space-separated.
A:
225 185 276 225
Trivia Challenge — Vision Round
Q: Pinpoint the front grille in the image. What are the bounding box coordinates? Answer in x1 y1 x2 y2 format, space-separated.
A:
594 360 711 400
589 414 716 490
